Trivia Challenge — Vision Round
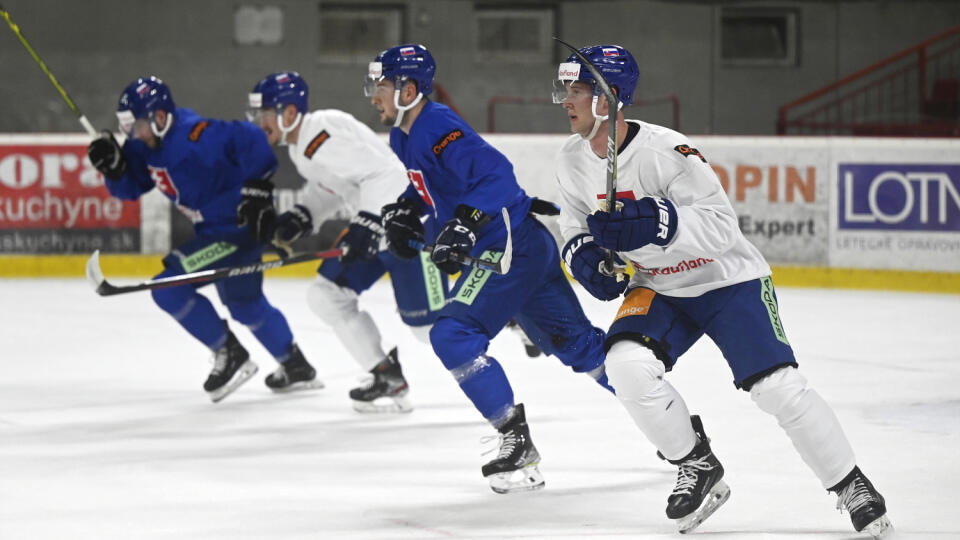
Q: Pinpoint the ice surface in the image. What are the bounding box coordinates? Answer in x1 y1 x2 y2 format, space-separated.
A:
1 278 958 539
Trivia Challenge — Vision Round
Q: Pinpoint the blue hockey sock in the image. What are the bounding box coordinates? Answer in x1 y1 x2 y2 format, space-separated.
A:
152 286 226 350
227 297 294 360
453 355 515 426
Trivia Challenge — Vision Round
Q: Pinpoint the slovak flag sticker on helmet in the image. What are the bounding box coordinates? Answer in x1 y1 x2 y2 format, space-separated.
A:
275 73 291 84
400 46 416 56
136 83 150 97
602 47 619 57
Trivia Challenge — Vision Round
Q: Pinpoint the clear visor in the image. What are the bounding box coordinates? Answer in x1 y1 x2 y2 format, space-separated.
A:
552 79 595 104
116 110 153 138
246 107 276 123
362 76 395 98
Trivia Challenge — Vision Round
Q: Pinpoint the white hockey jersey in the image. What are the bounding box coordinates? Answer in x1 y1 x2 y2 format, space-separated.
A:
557 120 771 297
287 110 408 230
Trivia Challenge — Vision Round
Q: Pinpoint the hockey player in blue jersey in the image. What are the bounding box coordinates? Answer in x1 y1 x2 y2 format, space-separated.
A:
87 76 319 402
364 44 611 494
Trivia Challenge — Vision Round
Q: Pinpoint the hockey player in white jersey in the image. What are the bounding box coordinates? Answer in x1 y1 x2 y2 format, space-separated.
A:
244 71 448 412
553 46 892 537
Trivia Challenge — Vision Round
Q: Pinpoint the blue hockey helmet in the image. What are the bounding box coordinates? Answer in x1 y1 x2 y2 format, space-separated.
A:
249 71 309 113
116 76 175 138
553 45 639 106
364 44 436 97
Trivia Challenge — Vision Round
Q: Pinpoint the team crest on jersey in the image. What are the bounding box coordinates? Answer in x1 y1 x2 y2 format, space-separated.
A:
406 170 434 206
148 166 178 199
674 144 707 163
188 121 209 142
304 130 331 158
432 129 463 157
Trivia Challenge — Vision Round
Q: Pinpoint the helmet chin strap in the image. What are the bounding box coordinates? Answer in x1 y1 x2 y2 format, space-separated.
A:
277 111 303 146
393 89 424 127
581 95 623 140
151 112 174 139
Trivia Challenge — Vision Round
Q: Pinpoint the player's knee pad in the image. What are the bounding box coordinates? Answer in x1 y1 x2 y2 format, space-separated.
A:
750 366 809 417
306 275 359 326
408 323 431 344
225 296 272 329
430 318 489 371
604 339 665 401
151 285 195 318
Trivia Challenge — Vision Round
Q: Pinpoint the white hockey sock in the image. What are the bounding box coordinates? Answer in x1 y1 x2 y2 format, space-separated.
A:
605 341 698 461
307 276 386 371
750 367 857 488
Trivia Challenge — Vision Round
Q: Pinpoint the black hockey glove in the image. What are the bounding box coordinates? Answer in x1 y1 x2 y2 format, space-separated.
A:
381 198 424 259
587 196 678 251
87 130 127 180
237 179 276 243
431 205 491 275
562 233 627 301
272 204 313 257
339 211 384 263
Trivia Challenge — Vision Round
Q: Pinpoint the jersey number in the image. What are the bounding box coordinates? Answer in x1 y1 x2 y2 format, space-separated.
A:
407 170 434 207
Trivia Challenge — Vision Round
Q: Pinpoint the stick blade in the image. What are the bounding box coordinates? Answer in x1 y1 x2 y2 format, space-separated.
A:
85 250 119 296
499 207 512 275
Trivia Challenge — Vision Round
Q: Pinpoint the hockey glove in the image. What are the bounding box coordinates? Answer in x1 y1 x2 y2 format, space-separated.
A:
381 198 424 260
272 204 313 257
339 211 384 263
432 206 490 275
237 179 276 243
562 234 628 301
587 197 678 251
87 131 127 180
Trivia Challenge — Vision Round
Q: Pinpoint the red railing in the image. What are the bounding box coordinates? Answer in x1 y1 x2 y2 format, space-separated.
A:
486 95 680 133
778 25 960 136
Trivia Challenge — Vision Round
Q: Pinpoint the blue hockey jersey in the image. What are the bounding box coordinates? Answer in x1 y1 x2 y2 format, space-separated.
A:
389 101 531 254
105 108 277 236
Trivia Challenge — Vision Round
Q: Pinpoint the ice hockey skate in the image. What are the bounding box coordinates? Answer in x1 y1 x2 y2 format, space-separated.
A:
831 467 893 538
349 347 412 413
481 403 545 494
664 415 730 534
264 343 324 393
204 330 258 403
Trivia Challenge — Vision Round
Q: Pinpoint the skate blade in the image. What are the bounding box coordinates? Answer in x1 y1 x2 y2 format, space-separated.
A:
351 394 413 414
268 379 326 394
208 360 259 403
487 465 545 494
864 514 893 538
677 479 731 534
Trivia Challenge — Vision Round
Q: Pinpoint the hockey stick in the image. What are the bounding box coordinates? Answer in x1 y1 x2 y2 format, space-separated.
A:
85 247 344 296
0 4 98 137
412 207 513 275
554 38 622 275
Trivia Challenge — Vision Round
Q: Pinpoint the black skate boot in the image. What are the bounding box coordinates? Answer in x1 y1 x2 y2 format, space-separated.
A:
265 344 324 393
664 415 731 534
204 329 258 403
830 467 893 538
349 347 412 413
481 403 545 494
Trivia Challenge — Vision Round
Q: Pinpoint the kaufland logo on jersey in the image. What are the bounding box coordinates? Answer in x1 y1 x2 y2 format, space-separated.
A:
400 46 416 56
837 163 960 231
602 47 619 57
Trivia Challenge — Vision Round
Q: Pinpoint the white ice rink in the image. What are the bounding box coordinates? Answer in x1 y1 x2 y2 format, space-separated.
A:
1 277 958 540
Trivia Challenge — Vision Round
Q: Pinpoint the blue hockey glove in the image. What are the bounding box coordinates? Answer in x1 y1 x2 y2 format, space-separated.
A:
562 234 628 301
431 205 490 275
381 198 424 260
587 197 678 251
237 179 276 243
339 211 384 263
272 204 312 257
87 131 127 180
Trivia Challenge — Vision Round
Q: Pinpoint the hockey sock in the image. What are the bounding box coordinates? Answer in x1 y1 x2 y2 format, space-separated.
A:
606 340 698 460
152 287 226 350
750 367 857 488
453 355 516 427
227 297 294 360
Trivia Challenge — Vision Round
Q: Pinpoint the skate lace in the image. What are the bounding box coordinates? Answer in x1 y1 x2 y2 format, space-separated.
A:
480 431 518 460
210 349 229 375
836 478 873 515
671 456 715 496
